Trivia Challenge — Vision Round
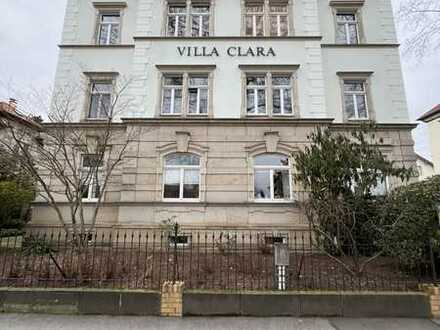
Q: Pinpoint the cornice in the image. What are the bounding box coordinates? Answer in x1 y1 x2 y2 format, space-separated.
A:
120 117 335 126
321 43 400 48
133 36 323 41
59 44 135 49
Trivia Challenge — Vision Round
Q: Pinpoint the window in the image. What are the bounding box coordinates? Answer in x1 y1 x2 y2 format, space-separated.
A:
269 5 288 36
80 154 102 201
343 80 368 120
167 3 211 37
336 13 359 44
162 76 183 115
167 5 187 36
191 6 210 37
245 2 289 36
245 5 264 36
97 12 121 45
169 234 192 247
163 153 200 200
89 82 112 119
188 76 209 115
246 75 267 115
160 70 212 116
370 176 389 196
272 76 293 115
245 72 295 116
254 154 291 201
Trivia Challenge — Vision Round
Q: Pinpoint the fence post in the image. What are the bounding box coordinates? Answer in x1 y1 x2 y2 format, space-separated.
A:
274 243 289 291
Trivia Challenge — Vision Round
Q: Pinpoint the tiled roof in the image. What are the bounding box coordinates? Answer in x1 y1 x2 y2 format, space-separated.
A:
0 102 42 130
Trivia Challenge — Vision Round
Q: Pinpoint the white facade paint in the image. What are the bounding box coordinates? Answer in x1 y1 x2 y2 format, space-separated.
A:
38 0 417 229
54 0 409 124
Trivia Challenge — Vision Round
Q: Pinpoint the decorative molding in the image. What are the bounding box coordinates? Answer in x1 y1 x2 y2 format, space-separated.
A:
321 44 399 48
329 0 364 7
336 71 374 77
92 2 127 8
264 131 280 153
156 64 216 71
238 64 300 71
176 131 191 152
59 44 135 49
133 36 322 40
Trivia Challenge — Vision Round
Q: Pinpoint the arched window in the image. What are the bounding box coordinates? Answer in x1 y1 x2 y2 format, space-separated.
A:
163 153 200 200
254 153 291 201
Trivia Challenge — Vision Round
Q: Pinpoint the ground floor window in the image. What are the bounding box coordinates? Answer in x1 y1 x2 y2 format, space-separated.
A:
254 153 292 201
163 153 200 200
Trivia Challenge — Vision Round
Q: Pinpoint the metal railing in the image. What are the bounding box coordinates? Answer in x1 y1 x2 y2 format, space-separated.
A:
0 227 437 292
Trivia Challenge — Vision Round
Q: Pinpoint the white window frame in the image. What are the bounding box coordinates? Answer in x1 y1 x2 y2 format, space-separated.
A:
89 82 113 119
97 12 121 45
245 5 265 36
269 5 289 36
246 75 267 116
272 75 293 116
162 76 183 115
188 75 209 115
343 80 369 120
336 12 359 45
81 154 102 202
190 5 210 37
253 154 293 202
163 155 201 202
167 5 187 37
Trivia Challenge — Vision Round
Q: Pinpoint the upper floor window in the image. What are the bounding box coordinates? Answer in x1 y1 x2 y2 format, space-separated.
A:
336 12 359 44
244 1 289 36
89 82 112 119
167 6 187 36
162 76 183 115
245 5 264 36
246 75 267 115
163 153 200 201
97 12 121 45
188 76 209 115
343 80 368 120
80 154 102 201
272 76 293 115
254 153 292 201
159 69 213 117
269 5 289 36
245 72 295 117
167 2 211 37
191 6 210 37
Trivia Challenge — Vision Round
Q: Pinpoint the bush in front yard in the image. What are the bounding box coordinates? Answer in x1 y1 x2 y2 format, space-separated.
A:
378 175 440 268
0 180 34 230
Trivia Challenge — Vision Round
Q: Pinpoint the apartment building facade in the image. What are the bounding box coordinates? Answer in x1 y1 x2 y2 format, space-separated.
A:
31 0 417 230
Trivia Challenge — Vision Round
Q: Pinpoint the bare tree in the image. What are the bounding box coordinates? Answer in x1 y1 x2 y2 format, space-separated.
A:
0 78 138 244
397 0 440 59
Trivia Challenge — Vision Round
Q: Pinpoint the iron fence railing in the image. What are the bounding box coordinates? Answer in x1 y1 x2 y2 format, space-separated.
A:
0 227 437 292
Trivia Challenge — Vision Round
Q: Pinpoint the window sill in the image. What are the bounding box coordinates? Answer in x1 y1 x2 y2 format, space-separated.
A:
162 199 201 203
82 199 99 203
252 199 295 204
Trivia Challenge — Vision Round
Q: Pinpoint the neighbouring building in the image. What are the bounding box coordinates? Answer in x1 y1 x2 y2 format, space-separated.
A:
416 153 435 181
418 104 440 175
31 0 417 231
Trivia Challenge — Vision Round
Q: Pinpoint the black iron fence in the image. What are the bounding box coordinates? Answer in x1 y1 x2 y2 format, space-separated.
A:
0 227 437 292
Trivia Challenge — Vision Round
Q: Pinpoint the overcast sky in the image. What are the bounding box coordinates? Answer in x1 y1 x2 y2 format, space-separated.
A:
0 0 438 159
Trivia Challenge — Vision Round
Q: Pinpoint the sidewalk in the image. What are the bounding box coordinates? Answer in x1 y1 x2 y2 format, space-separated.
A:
1 314 439 330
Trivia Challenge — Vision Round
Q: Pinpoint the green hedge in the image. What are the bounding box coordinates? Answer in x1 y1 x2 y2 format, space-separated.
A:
0 181 34 230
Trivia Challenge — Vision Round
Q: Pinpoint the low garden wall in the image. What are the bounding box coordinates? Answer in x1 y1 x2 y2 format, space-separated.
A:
0 287 432 318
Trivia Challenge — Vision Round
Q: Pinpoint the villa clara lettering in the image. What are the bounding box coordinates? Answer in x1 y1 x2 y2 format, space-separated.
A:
177 46 276 57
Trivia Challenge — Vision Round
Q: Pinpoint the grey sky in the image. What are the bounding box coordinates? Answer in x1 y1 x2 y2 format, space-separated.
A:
0 0 438 159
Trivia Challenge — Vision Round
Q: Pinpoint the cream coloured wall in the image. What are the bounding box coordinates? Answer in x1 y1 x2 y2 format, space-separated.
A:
427 120 440 174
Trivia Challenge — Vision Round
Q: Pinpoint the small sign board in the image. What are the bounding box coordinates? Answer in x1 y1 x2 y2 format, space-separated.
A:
274 244 290 266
